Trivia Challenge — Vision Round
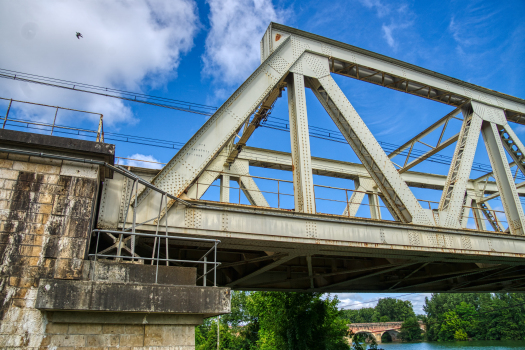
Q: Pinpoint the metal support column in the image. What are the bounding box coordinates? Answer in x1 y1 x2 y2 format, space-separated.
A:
287 73 316 213
481 122 525 235
439 106 483 228
220 174 230 203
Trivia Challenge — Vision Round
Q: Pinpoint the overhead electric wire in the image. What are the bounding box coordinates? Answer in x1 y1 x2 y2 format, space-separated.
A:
1 68 521 179
0 68 216 116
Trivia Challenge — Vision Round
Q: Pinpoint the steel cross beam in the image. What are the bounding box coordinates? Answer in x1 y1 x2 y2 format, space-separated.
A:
239 147 524 196
388 107 462 169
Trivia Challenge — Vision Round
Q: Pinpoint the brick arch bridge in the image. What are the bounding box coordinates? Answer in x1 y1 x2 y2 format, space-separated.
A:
349 321 426 343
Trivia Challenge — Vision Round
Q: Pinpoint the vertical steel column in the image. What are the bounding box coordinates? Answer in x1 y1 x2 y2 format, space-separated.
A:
343 178 375 217
439 106 483 228
471 199 487 231
461 191 475 229
203 256 207 287
481 122 525 235
220 174 230 203
3 99 12 129
287 73 316 213
50 108 58 136
368 192 382 220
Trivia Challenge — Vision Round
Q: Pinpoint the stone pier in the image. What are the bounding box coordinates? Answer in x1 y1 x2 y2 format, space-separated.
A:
0 130 230 349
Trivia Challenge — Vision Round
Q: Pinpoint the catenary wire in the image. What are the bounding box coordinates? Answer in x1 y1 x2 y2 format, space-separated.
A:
1 68 522 178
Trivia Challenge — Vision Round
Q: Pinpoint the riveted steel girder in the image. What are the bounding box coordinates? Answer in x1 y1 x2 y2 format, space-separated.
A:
287 72 316 213
262 23 525 124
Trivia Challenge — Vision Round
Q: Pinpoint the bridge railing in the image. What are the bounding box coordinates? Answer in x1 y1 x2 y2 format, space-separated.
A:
90 229 220 286
192 169 508 230
0 96 105 142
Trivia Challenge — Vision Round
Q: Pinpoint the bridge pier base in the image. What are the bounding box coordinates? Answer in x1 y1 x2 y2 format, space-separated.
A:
0 130 230 349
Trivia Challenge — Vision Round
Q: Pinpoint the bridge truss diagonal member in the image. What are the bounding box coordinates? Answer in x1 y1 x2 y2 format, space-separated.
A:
306 69 434 226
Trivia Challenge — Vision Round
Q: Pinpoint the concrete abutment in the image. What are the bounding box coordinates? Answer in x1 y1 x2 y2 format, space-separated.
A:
0 130 230 349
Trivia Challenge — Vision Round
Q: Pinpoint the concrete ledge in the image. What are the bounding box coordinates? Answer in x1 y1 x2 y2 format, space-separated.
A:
84 261 197 286
49 311 204 325
36 280 230 318
0 129 115 178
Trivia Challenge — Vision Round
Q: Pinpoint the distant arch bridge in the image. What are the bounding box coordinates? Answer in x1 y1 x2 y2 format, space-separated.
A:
349 321 426 343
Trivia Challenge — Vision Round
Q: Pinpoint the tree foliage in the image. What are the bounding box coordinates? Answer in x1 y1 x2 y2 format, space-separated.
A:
399 317 423 342
341 297 415 324
424 293 525 342
196 291 350 350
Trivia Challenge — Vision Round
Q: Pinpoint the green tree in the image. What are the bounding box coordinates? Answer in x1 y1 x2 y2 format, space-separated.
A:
250 292 350 350
374 298 415 322
438 302 476 341
341 308 374 323
399 317 422 342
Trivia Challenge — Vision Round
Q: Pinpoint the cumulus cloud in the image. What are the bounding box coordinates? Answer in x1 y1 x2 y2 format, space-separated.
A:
0 0 199 126
337 293 431 314
119 153 164 169
202 0 286 92
337 293 375 310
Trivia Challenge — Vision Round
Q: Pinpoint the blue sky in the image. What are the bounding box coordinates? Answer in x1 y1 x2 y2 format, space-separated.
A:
1 0 524 313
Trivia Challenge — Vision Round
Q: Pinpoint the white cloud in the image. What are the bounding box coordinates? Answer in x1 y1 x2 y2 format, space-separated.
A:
358 0 390 18
337 293 376 310
337 293 432 315
381 24 396 48
119 153 164 169
202 0 286 93
0 0 199 126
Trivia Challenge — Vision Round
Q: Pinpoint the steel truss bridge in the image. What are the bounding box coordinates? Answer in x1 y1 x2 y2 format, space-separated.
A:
94 23 525 293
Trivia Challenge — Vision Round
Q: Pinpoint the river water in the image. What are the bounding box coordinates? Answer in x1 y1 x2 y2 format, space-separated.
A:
377 340 525 349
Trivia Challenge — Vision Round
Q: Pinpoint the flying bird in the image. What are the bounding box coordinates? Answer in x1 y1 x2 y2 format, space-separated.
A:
76 32 83 39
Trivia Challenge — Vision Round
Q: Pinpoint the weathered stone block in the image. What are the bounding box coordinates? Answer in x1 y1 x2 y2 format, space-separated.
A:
68 324 102 335
44 334 86 347
120 334 144 346
124 325 144 334
0 169 20 180
85 334 119 347
0 159 14 168
101 324 125 334
45 322 69 334
144 325 195 346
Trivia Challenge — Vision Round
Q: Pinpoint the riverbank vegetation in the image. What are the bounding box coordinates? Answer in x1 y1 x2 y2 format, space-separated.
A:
424 293 525 341
196 292 525 349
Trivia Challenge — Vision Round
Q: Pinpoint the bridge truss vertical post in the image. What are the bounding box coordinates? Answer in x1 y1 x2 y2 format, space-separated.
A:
220 174 230 203
481 122 525 235
439 106 483 228
287 73 316 213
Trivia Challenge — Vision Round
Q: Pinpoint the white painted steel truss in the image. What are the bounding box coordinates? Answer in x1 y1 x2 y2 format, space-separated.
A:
131 23 525 236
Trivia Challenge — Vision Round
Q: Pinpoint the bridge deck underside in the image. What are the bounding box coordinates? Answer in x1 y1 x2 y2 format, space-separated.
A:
97 200 525 293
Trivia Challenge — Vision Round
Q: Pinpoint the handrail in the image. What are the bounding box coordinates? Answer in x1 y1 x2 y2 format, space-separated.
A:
1 96 104 142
